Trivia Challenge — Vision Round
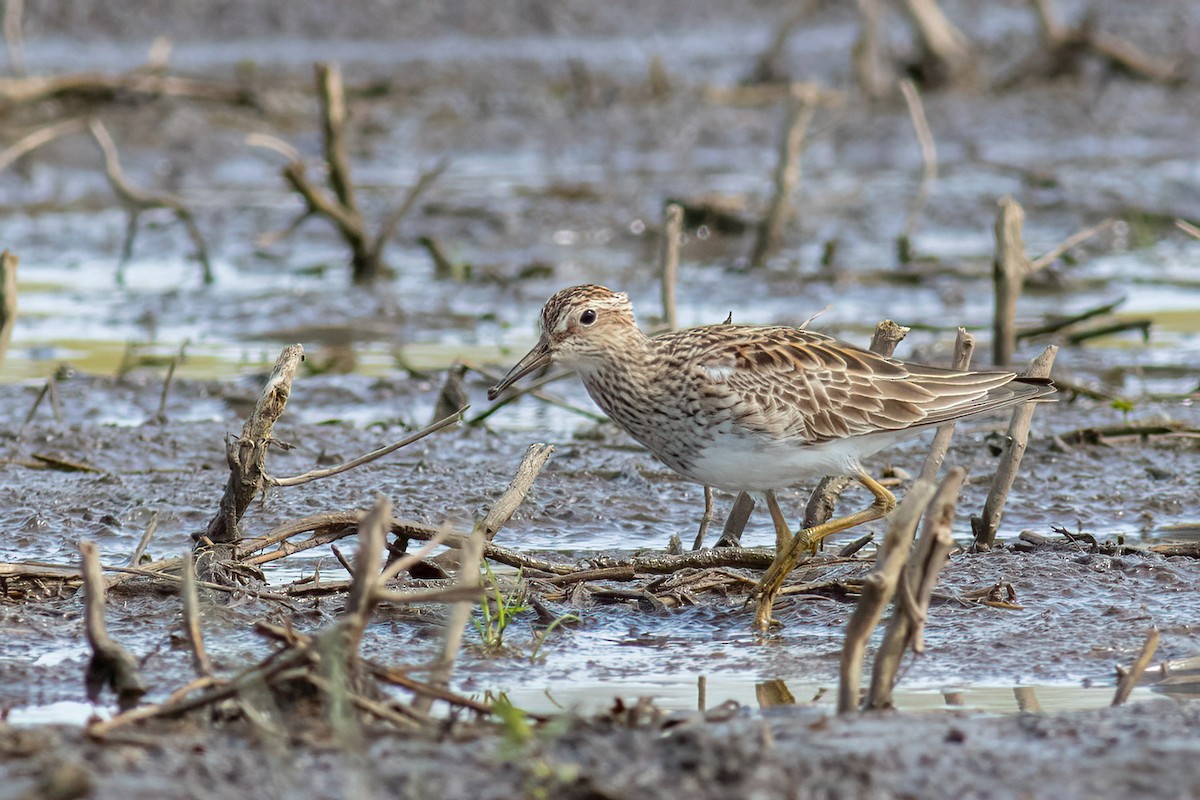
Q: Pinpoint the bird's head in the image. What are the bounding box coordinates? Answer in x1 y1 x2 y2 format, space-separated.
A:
487 285 637 399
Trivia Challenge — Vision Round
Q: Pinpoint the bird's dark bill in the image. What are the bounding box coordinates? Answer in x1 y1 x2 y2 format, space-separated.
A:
487 340 552 400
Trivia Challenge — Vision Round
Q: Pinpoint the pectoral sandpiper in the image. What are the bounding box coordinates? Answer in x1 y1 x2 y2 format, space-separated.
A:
488 285 1054 629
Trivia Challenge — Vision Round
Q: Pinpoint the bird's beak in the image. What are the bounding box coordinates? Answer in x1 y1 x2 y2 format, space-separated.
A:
488 338 553 401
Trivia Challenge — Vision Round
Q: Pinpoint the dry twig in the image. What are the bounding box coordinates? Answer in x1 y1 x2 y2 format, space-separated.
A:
971 345 1057 549
991 196 1034 367
900 0 973 87
715 491 756 548
88 119 212 285
128 512 159 567
1113 628 1159 706
200 344 304 549
80 540 147 712
340 495 390 657
253 63 447 284
0 65 254 108
750 83 822 269
994 205 1115 363
4 0 24 75
0 118 85 174
659 203 683 330
852 0 894 100
866 467 965 709
837 479 936 713
692 487 717 551
413 526 484 714
0 249 15 372
181 550 214 678
868 319 910 357
1014 686 1043 713
1017 296 1124 341
480 443 553 542
1176 219 1200 240
746 0 821 84
1024 0 1177 83
899 79 937 244
1030 218 1114 272
269 405 465 488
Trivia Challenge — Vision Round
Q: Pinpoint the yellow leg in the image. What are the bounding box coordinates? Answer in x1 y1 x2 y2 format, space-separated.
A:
765 491 792 553
753 473 896 631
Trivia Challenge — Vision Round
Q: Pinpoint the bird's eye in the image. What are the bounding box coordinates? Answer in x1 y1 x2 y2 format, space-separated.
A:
580 309 597 326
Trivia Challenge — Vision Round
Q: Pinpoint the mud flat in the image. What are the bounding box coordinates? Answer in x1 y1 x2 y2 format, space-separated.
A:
4 698 1200 800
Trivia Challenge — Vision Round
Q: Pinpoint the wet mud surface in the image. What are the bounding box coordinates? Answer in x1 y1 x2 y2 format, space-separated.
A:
6 699 1200 799
2 0 1200 796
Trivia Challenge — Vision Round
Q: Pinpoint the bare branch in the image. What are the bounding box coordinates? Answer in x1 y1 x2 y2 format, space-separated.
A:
1030 218 1114 272
128 511 159 567
868 319 910 358
0 69 253 108
837 479 936 714
659 203 683 330
750 82 819 269
245 132 302 163
3 0 25 75
341 495 390 654
88 118 212 284
80 540 147 711
1113 628 1159 706
269 405 465 488
0 118 85 174
479 443 553 542
200 344 304 546
1176 219 1200 240
866 467 965 709
899 79 937 240
413 526 484 714
181 550 213 678
971 345 1057 549
991 196 1032 366
0 250 16 373
369 158 450 266
315 63 359 215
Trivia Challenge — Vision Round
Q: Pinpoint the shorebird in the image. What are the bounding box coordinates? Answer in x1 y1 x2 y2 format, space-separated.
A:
488 285 1054 628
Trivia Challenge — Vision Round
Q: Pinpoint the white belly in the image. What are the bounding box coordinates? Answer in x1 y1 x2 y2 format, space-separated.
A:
680 429 919 491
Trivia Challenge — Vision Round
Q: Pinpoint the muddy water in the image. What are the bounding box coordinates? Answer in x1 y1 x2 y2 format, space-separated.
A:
2 0 1200 740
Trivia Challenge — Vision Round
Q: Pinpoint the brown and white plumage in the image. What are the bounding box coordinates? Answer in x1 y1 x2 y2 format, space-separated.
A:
489 284 1053 492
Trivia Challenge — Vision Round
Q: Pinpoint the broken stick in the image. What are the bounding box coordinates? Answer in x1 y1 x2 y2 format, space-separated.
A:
80 540 147 712
837 479 936 714
750 83 820 269
200 344 304 547
480 443 553 542
971 345 1057 549
0 249 15 372
866 467 965 709
660 202 683 330
413 526 484 714
88 119 212 286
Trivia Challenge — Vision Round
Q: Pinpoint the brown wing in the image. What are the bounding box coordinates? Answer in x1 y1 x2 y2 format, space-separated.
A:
679 325 1045 444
